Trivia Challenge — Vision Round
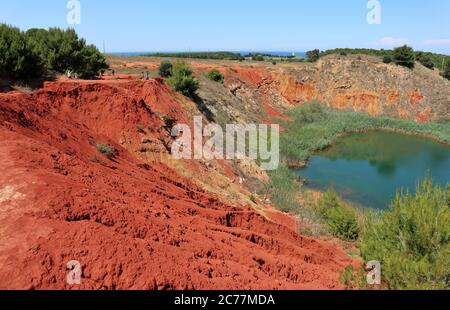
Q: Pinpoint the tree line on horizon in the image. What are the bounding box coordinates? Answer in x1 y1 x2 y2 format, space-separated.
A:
146 51 302 63
146 47 450 79
148 51 245 61
0 24 109 81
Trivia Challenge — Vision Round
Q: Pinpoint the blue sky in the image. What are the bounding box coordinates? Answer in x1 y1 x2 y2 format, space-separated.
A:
1 0 449 54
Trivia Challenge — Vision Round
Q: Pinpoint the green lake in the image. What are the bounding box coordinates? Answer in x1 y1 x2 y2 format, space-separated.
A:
295 131 450 210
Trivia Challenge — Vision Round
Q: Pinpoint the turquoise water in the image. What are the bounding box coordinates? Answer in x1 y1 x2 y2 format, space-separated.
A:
295 131 450 210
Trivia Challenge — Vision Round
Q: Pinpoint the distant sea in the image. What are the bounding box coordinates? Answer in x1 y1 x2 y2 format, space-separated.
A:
111 51 306 57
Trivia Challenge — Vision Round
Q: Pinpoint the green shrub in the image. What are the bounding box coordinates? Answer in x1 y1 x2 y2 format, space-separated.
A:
167 61 199 97
447 185 450 206
443 62 450 80
207 69 224 83
418 56 434 69
267 163 301 213
315 189 360 241
26 27 108 79
383 56 392 64
158 61 173 78
393 45 415 69
340 265 368 290
251 54 265 61
0 24 44 80
306 49 320 62
96 144 116 159
77 44 109 79
360 178 450 289
0 24 108 80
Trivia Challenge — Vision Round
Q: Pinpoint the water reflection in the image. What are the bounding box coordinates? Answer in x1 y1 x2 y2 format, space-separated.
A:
296 131 450 209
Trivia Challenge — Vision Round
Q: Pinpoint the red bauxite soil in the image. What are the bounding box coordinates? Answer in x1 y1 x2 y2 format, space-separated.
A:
0 79 358 290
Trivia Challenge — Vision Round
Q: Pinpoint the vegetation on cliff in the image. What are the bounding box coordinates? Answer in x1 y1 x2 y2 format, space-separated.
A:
306 49 321 62
443 61 450 80
167 61 199 97
267 163 300 213
392 45 415 68
315 189 360 241
158 61 173 78
207 69 224 83
322 47 450 72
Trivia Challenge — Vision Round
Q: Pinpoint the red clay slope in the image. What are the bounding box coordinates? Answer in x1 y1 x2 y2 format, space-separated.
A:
0 80 358 290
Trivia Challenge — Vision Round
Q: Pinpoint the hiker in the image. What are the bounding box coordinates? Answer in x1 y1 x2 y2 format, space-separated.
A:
111 69 115 76
66 69 72 80
145 70 150 80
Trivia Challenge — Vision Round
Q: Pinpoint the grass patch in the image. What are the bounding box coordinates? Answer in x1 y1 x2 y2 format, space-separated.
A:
267 163 301 213
340 266 368 290
207 69 224 83
96 144 117 159
315 189 360 241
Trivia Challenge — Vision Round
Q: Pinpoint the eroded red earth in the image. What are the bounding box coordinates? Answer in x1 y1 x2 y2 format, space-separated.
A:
0 79 359 290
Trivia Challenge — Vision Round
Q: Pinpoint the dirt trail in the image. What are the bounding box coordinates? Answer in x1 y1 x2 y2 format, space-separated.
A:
0 80 359 290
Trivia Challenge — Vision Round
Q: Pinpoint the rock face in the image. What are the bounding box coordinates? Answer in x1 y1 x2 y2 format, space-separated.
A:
203 55 449 123
312 55 449 122
0 80 358 290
